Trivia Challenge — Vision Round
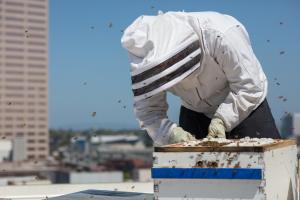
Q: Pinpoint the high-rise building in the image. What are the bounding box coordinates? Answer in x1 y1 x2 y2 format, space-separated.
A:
0 0 48 160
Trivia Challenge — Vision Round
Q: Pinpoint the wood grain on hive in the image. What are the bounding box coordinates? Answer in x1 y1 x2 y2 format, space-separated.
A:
154 139 296 152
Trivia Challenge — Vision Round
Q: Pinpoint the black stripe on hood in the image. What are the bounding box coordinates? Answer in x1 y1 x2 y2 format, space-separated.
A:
132 54 201 97
131 41 200 84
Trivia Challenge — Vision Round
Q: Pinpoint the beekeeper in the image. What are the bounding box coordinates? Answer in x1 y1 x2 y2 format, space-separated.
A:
121 11 281 145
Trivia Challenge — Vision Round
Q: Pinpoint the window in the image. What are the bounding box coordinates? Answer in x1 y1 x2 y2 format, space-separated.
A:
38 109 46 113
28 11 45 16
39 94 46 98
28 33 46 39
27 124 35 128
28 26 45 31
38 87 46 91
28 63 46 69
28 41 46 46
27 117 35 121
27 79 46 83
38 139 46 143
5 71 24 75
5 55 24 60
27 71 46 76
16 117 25 121
5 85 24 90
27 109 36 113
5 124 13 128
38 124 46 128
5 47 24 52
28 139 35 143
5 24 24 30
13 101 25 106
5 32 24 37
28 3 46 9
27 48 46 54
5 93 24 97
5 40 24 45
28 132 35 136
5 8 24 14
38 102 46 106
5 62 24 68
5 117 13 121
16 132 24 136
28 147 35 151
16 123 26 128
27 124 35 129
5 16 24 22
27 86 35 90
5 1 24 7
27 94 35 98
38 117 47 121
5 108 25 113
38 155 46 159
38 132 46 136
27 102 35 106
5 78 24 82
28 56 46 61
5 132 12 136
28 18 45 24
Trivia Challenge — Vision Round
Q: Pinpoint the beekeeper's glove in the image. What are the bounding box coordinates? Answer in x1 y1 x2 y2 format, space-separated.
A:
207 118 226 139
168 127 196 144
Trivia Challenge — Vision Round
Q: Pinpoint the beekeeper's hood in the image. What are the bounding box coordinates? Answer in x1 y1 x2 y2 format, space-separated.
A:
121 12 202 101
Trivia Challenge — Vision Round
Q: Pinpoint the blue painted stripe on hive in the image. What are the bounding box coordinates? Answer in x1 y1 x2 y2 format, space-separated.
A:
151 168 262 180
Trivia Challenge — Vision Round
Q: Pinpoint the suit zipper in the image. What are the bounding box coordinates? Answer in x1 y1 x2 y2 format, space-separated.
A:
194 18 212 108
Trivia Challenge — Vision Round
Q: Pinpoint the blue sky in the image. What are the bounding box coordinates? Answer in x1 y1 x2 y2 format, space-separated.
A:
49 0 300 130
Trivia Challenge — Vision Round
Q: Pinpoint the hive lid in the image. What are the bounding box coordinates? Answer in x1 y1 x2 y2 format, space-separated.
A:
154 139 296 152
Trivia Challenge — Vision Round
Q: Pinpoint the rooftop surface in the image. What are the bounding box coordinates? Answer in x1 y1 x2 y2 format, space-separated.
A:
0 182 153 200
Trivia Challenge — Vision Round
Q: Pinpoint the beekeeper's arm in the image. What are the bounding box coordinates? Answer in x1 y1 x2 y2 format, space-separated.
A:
209 25 267 135
134 92 195 145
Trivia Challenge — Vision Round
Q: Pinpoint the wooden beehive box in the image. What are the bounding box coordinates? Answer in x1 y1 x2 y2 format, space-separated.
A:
152 139 298 200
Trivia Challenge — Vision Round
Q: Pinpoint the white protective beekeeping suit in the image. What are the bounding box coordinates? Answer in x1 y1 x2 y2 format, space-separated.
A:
121 11 267 145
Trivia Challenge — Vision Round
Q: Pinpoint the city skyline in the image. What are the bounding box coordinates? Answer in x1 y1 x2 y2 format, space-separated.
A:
49 0 300 130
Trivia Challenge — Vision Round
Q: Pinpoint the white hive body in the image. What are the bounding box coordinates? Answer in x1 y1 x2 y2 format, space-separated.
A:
152 138 298 200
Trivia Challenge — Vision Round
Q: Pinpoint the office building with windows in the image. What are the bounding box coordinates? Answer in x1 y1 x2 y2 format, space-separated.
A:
0 0 48 160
